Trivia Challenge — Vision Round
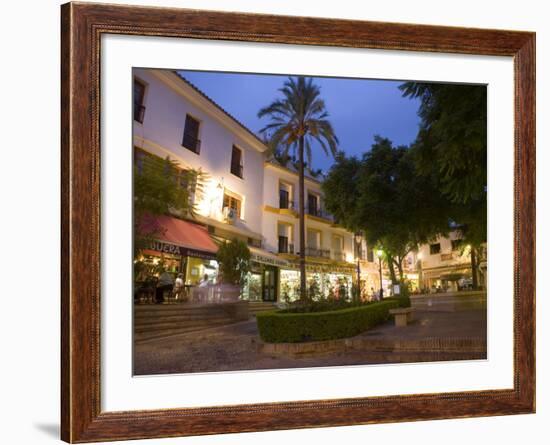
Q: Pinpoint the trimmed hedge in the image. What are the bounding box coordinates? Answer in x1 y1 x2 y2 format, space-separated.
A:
257 297 410 343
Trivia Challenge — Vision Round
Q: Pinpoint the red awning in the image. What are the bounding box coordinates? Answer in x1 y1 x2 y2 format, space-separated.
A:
143 215 218 254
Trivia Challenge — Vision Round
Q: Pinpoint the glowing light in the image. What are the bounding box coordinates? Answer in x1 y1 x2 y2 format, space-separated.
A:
376 249 383 258
196 178 225 220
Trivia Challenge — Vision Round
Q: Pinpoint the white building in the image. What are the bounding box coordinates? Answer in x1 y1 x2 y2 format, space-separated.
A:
417 232 487 292
262 161 357 301
133 68 358 302
133 68 485 302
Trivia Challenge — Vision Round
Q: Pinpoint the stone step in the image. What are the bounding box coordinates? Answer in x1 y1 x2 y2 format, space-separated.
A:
135 317 234 333
134 320 243 343
135 315 243 324
135 306 232 315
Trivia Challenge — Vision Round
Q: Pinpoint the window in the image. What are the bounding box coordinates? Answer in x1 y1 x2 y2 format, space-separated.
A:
133 147 156 175
451 239 462 251
279 189 290 209
307 229 320 249
279 182 293 209
307 193 319 216
278 223 293 254
429 243 441 255
176 168 197 205
182 114 201 154
223 193 242 219
133 78 146 123
366 246 374 262
230 145 244 178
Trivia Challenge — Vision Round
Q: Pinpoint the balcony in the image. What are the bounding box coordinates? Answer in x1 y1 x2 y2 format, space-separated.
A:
331 250 346 262
278 237 294 254
306 206 333 221
305 247 331 259
182 132 201 154
279 198 295 210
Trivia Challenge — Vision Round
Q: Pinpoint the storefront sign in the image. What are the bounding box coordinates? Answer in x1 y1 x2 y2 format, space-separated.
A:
149 240 217 261
285 260 355 274
250 253 288 268
149 240 184 256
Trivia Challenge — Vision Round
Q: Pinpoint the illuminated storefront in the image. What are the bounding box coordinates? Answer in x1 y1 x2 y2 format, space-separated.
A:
134 215 219 287
279 262 355 302
242 248 289 302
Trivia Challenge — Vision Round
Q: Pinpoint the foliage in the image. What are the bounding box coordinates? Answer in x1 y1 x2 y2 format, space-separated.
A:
133 153 204 254
256 299 405 343
400 82 487 245
216 238 251 286
323 137 450 280
258 76 339 166
258 76 339 300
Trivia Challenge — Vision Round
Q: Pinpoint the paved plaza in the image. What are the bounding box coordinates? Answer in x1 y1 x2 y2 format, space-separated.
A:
133 293 487 375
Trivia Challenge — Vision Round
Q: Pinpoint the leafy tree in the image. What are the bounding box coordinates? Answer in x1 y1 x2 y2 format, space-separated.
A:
323 137 450 283
258 76 338 300
216 239 251 286
400 82 487 287
133 153 203 255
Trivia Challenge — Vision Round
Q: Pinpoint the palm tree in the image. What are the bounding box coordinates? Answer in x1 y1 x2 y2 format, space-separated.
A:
258 76 338 300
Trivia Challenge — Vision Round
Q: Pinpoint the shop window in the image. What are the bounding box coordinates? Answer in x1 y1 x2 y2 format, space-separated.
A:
133 78 146 123
429 243 441 255
182 114 201 154
230 145 244 178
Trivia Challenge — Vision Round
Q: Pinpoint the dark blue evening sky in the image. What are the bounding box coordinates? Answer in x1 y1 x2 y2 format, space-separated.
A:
179 70 421 172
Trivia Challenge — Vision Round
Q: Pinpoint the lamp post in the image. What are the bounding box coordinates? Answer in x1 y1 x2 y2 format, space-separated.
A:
376 249 384 300
354 232 362 299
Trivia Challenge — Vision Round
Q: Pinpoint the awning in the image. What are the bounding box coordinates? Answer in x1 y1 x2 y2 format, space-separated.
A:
143 215 219 259
249 247 289 268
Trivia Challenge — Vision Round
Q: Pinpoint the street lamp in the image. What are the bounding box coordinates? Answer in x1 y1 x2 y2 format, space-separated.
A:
354 232 362 299
376 248 384 300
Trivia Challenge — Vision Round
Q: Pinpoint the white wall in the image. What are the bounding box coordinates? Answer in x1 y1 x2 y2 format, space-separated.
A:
263 164 355 260
1 1 547 445
419 233 471 270
133 68 266 235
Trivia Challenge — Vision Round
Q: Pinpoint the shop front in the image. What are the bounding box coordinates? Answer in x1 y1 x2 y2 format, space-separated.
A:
278 261 355 302
421 266 471 293
242 248 288 302
134 215 219 302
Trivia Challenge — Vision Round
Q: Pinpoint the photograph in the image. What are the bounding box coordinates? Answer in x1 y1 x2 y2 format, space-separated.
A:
132 68 488 376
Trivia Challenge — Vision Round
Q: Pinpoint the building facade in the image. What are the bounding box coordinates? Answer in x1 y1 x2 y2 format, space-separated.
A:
417 232 487 292
133 68 486 303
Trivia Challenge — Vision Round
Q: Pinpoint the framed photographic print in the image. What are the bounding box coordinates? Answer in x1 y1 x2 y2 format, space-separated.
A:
61 2 535 442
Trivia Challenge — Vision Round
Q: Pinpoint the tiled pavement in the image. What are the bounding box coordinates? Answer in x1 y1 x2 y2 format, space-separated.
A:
133 293 487 375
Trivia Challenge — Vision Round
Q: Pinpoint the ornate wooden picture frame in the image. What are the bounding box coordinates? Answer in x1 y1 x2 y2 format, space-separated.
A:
61 2 535 442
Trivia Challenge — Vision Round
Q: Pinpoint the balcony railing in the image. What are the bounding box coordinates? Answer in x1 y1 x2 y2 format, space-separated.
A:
306 206 333 221
278 237 294 254
331 250 346 262
133 104 145 123
305 247 331 258
279 198 295 210
182 132 201 154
